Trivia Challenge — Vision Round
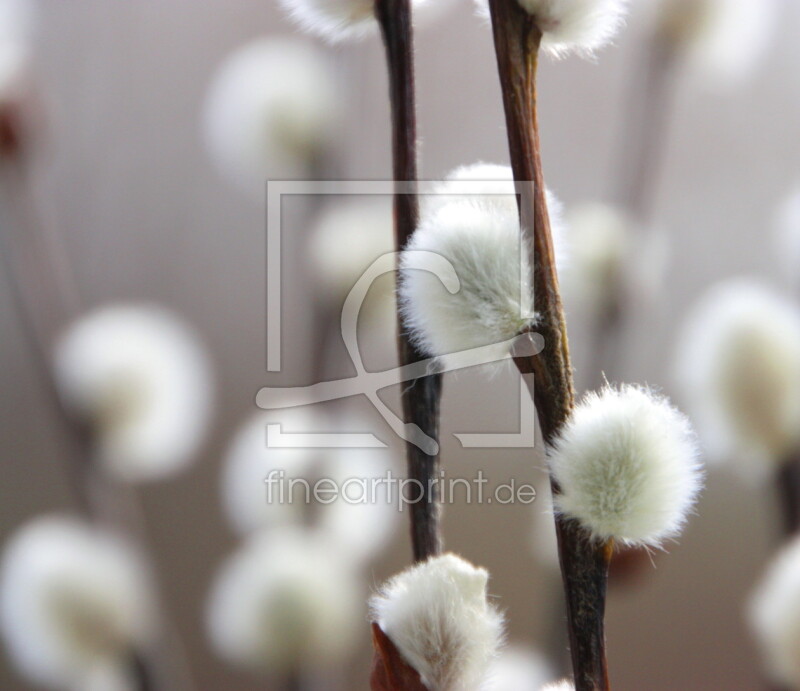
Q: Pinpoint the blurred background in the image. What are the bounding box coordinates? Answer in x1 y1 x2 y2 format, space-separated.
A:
2 1 800 690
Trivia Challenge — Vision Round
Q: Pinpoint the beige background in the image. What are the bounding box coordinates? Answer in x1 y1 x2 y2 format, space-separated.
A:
3 1 800 689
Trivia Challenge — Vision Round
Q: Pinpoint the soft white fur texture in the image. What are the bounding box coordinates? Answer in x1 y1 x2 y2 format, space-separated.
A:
482 646 553 690
0 516 155 690
676 280 800 477
549 385 703 547
370 553 504 691
561 202 629 314
203 37 338 197
400 163 565 367
775 185 800 292
749 536 800 688
541 682 575 691
221 411 319 535
317 447 401 565
206 528 361 673
54 304 213 483
310 197 395 295
0 0 35 43
475 0 628 58
309 197 396 331
655 0 777 84
426 163 567 270
280 0 430 43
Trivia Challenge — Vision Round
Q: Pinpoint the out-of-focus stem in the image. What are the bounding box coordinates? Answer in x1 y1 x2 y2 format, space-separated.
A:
375 0 443 563
777 453 800 536
488 0 612 688
613 34 678 223
0 154 192 691
588 34 678 389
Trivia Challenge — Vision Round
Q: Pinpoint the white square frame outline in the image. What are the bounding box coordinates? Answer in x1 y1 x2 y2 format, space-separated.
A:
264 180 539 449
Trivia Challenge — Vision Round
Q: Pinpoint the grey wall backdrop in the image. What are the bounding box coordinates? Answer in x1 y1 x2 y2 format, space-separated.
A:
2 1 800 689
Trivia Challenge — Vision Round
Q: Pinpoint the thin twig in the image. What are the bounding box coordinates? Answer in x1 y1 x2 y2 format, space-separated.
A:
612 34 678 222
375 0 443 563
777 454 800 536
587 33 678 389
488 1 612 688
0 153 193 691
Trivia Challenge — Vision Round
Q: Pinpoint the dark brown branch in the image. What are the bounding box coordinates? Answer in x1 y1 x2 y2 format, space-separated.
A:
375 0 443 563
777 453 800 536
489 1 612 689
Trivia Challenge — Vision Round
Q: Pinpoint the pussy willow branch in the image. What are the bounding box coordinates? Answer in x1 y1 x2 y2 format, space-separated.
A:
488 1 612 689
375 0 443 563
0 154 192 691
585 33 678 392
612 33 678 222
777 453 800 536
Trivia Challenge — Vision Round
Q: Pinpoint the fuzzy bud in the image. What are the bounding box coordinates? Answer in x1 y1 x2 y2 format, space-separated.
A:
541 682 575 691
220 411 319 535
53 304 213 483
309 197 396 330
400 163 565 368
0 516 156 690
654 0 778 83
203 37 339 197
370 553 504 691
676 280 800 476
483 646 553 690
475 0 628 58
748 536 800 688
206 528 361 673
317 447 401 565
280 0 431 43
549 385 703 547
561 202 630 315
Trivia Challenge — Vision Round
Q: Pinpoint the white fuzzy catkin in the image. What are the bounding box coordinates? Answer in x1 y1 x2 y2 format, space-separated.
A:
426 163 568 269
310 198 394 295
0 516 155 690
370 553 504 691
0 0 35 43
748 536 800 688
541 682 575 691
221 411 319 535
279 0 430 43
308 197 396 331
482 646 553 690
549 385 702 547
206 528 361 673
74 661 136 691
561 202 630 314
475 0 628 58
54 304 213 483
400 163 565 367
0 0 35 110
203 37 339 197
676 280 800 476
775 185 800 292
654 0 777 83
317 447 401 565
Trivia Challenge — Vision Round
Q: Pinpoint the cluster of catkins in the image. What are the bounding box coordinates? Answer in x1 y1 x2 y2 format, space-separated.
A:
675 191 800 689
1 0 796 689
256 0 709 689
0 2 218 688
